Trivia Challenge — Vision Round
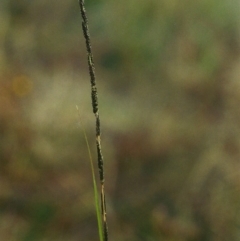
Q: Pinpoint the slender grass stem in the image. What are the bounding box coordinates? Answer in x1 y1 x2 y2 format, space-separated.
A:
78 1 109 241
76 106 103 241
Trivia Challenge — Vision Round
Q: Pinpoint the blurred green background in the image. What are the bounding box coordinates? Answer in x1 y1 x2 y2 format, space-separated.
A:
1 0 240 240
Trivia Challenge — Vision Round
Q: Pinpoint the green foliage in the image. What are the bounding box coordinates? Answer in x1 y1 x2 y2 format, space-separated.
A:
77 106 103 241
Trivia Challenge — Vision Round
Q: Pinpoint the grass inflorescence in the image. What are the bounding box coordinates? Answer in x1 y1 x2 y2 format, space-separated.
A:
78 1 109 241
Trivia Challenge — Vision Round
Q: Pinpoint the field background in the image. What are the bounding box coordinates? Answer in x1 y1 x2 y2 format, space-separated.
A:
1 0 240 240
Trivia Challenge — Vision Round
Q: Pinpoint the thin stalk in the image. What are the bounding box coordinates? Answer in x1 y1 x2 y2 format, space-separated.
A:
76 106 103 241
78 1 109 241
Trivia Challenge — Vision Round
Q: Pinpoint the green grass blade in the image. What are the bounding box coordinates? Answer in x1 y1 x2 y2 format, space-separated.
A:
76 106 103 241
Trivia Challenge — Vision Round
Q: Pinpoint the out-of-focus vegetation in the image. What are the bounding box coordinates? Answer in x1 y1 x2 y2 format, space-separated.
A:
1 0 240 240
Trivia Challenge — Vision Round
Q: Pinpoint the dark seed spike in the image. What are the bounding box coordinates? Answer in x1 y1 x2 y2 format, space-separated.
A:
78 1 109 241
